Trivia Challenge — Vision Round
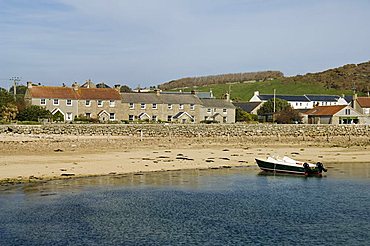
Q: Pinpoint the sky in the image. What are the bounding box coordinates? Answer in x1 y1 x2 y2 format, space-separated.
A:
0 0 370 89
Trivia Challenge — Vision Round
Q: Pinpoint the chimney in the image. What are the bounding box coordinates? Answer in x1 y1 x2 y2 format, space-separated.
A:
254 91 260 96
72 82 79 91
191 90 196 95
114 84 121 92
225 93 230 102
154 89 161 96
27 81 33 89
352 93 357 108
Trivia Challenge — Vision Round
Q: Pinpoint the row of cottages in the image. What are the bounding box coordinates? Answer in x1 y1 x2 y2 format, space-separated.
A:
237 90 370 124
24 82 236 123
249 91 349 110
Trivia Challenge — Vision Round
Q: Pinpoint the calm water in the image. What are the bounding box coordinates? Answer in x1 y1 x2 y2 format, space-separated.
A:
0 165 369 246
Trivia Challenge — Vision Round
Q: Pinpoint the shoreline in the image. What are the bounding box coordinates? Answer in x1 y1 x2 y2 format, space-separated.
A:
1 134 369 185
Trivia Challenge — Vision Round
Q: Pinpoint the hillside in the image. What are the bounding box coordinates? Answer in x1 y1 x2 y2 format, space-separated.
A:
158 71 284 90
282 61 370 93
158 61 370 99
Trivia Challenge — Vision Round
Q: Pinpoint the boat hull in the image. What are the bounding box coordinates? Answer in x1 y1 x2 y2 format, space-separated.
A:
255 158 321 176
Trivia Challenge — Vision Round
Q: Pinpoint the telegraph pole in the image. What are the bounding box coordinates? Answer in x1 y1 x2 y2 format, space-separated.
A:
10 76 21 100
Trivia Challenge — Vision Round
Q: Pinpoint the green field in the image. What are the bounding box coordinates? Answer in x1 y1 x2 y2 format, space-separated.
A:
174 79 353 101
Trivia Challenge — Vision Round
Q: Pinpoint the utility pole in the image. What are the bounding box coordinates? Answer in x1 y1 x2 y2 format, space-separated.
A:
10 76 21 100
273 89 276 113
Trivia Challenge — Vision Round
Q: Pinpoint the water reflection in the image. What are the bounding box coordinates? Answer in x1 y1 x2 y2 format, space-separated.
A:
0 163 368 196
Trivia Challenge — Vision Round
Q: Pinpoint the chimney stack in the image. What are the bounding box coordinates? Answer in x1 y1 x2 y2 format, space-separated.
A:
72 82 79 91
114 84 121 92
27 81 33 89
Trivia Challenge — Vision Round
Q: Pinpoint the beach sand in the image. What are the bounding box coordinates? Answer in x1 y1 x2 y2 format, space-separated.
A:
0 134 369 184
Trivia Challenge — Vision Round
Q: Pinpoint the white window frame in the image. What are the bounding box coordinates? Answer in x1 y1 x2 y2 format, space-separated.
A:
223 108 227 113
190 104 195 110
109 113 115 120
109 100 115 107
129 115 134 121
85 113 91 118
207 108 211 113
53 99 59 106
66 99 72 106
179 104 184 110
97 100 103 107
168 104 173 109
152 103 157 109
167 115 172 122
85 100 91 107
141 103 146 109
152 115 157 121
40 98 46 105
129 103 134 109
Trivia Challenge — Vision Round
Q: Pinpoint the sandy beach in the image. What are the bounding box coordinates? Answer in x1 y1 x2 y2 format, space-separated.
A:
0 134 369 184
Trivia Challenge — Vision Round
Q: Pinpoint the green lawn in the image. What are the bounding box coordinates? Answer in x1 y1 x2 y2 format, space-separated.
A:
174 79 353 101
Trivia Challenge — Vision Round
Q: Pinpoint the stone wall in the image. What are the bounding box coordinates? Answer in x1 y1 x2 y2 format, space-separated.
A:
0 124 369 139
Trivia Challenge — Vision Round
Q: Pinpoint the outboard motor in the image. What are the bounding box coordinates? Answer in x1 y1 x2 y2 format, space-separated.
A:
316 162 327 173
303 162 310 176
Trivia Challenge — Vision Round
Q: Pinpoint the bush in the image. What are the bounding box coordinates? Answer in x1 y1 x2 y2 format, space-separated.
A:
16 105 51 122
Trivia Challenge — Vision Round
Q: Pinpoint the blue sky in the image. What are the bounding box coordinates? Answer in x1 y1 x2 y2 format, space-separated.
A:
0 0 369 88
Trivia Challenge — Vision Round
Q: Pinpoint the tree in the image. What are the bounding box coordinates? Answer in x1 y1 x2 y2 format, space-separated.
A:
257 98 290 115
275 107 302 124
235 108 258 122
0 89 15 109
120 85 132 93
0 103 18 122
16 105 51 122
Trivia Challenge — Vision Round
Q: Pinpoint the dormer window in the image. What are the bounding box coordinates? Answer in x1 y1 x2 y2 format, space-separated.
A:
53 99 59 105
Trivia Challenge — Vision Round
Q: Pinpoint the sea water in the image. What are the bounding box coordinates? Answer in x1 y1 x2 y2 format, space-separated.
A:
0 165 369 245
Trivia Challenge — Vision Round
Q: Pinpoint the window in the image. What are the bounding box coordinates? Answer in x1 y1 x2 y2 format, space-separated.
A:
207 108 211 113
141 103 146 109
109 100 115 107
85 113 91 118
109 113 115 120
300 103 302 106
167 115 172 122
129 103 134 109
190 104 195 110
66 99 72 106
152 103 157 109
53 99 59 105
152 115 157 121
168 104 173 109
129 115 134 121
85 100 91 107
223 108 227 113
179 104 184 110
97 100 103 107
223 117 227 123
40 99 46 105
345 109 350 115
66 112 72 121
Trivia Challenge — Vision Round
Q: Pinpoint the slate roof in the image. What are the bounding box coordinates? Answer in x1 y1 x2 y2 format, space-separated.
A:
258 94 310 102
121 93 202 104
233 102 261 113
357 97 370 108
160 91 214 99
200 99 236 109
304 105 347 116
28 86 121 100
305 95 341 102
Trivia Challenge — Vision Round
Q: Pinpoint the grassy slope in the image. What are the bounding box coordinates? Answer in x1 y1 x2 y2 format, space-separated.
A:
176 79 353 101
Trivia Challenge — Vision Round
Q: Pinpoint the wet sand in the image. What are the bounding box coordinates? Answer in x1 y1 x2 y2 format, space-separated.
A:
0 134 369 184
